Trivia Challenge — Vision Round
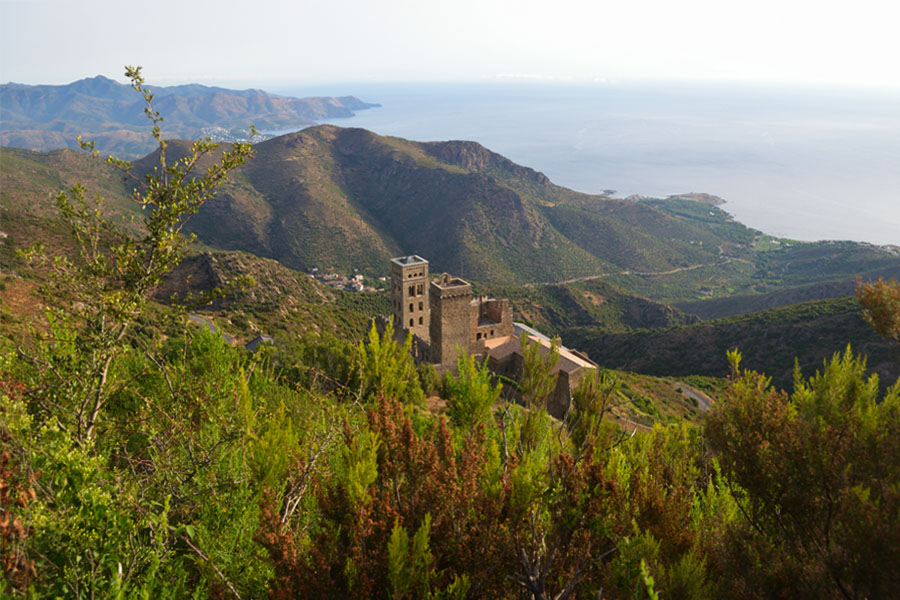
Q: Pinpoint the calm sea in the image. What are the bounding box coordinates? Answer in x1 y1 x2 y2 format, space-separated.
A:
274 82 900 246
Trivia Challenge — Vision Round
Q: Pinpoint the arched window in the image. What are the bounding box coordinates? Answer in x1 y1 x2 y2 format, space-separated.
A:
409 303 414 312
419 317 423 325
409 318 414 327
419 301 423 310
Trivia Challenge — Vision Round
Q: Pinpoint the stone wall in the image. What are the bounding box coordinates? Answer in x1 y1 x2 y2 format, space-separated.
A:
430 274 473 368
471 297 513 350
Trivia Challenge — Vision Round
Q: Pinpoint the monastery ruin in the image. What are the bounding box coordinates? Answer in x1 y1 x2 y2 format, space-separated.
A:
383 255 598 418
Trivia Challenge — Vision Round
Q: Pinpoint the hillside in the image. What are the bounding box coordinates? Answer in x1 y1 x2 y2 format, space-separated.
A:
0 75 379 156
0 237 714 431
563 296 898 391
4 121 898 600
153 250 387 341
4 125 899 294
474 278 698 335
673 275 898 320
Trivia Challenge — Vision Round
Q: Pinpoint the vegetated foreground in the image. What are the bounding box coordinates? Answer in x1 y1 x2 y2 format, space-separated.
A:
4 291 899 598
2 70 900 599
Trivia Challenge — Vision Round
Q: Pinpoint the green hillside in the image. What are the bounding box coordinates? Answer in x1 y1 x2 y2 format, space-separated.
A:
4 126 899 293
475 278 697 335
6 68 900 600
4 107 899 599
675 273 900 320
563 296 897 391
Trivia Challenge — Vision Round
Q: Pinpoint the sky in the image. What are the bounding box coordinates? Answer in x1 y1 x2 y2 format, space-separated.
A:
1 0 899 90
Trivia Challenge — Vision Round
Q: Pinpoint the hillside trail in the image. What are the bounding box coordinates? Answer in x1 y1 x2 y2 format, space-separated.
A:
525 254 753 288
674 383 714 411
526 261 711 288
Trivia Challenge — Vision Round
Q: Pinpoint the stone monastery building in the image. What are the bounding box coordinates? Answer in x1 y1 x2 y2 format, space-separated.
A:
386 255 597 418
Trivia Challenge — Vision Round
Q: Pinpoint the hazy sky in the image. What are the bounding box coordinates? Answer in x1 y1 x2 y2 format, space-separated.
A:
1 0 899 89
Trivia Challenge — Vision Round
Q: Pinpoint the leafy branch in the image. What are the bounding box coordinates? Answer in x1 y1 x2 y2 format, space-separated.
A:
18 66 256 443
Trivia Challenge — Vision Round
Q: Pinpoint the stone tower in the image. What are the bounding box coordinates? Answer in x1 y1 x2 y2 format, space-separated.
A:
390 255 430 341
429 273 473 367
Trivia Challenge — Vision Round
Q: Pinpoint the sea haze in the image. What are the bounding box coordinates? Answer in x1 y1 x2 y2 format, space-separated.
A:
275 81 900 246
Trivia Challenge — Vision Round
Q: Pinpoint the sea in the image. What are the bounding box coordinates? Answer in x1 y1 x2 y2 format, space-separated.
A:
272 81 900 246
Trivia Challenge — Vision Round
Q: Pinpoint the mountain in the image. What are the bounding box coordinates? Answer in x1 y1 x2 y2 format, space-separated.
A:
0 75 379 156
112 126 759 283
3 125 899 294
107 125 900 290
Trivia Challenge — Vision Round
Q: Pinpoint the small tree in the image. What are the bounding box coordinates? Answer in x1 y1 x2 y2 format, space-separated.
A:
18 66 254 442
519 332 560 409
445 351 502 430
358 319 424 406
506 337 624 600
856 276 900 363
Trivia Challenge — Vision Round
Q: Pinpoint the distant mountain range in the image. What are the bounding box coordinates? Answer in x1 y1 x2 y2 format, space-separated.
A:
0 75 379 156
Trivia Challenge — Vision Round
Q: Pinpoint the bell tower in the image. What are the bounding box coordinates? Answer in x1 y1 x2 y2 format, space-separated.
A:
390 255 430 341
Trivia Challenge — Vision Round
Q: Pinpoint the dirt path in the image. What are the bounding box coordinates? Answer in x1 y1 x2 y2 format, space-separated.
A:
674 383 714 411
188 313 236 345
526 252 758 288
526 262 712 288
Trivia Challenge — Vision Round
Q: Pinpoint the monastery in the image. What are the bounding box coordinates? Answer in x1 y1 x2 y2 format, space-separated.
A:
382 255 597 418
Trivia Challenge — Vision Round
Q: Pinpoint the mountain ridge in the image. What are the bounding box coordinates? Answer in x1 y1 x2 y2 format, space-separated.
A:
3 125 899 297
0 75 379 157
